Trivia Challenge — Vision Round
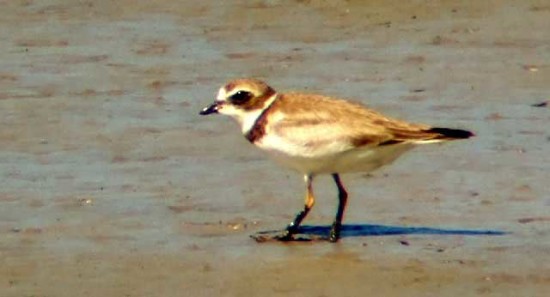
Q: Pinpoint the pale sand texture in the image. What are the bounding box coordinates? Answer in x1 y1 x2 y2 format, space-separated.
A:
0 1 549 296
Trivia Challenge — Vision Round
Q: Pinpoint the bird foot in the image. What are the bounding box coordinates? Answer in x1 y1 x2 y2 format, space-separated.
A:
329 222 342 243
250 227 314 243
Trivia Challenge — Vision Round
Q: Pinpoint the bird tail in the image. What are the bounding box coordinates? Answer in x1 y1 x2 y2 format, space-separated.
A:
426 127 475 140
386 126 474 144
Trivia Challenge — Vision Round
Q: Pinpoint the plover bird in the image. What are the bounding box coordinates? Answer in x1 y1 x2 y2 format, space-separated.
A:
200 79 473 242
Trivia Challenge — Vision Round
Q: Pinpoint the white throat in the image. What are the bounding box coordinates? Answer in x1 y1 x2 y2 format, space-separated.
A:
240 93 278 134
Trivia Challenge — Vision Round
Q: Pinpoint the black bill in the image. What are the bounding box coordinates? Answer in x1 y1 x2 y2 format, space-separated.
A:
199 102 220 115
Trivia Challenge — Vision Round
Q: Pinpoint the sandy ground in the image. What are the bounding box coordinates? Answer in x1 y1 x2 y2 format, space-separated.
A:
0 0 549 296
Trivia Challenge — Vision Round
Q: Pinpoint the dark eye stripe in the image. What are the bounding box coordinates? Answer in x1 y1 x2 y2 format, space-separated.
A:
229 90 252 104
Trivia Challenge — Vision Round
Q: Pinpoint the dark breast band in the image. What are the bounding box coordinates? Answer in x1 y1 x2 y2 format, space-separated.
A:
244 98 277 143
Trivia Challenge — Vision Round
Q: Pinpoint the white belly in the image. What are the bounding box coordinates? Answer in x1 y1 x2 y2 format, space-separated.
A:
261 142 415 175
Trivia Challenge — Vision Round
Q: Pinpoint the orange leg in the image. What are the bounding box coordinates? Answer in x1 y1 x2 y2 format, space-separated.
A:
278 174 315 241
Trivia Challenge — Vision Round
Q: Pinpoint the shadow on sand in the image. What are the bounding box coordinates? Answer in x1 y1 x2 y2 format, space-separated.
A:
300 224 507 237
252 224 507 242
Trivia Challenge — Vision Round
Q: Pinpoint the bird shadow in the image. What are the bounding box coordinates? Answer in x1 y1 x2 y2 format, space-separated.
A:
251 223 507 243
300 223 507 237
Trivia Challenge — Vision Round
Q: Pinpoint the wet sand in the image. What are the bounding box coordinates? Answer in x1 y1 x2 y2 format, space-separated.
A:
1 1 549 296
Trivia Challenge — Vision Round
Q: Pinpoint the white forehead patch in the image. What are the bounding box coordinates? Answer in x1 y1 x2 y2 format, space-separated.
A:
216 87 227 102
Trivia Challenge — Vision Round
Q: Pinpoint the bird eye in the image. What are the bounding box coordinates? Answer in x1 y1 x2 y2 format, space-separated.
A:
229 91 252 104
